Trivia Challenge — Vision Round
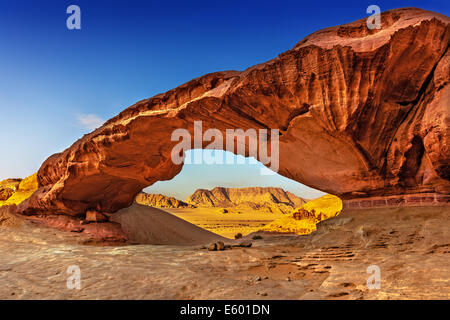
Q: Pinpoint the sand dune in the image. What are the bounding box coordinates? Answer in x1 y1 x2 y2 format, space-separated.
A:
109 203 226 245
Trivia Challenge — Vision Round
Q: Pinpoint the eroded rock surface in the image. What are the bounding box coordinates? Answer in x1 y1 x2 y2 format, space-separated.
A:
0 179 21 201
18 8 450 216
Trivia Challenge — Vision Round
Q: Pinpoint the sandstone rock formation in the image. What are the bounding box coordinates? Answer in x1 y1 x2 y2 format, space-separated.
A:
0 179 21 201
135 192 195 208
17 8 450 217
185 187 306 214
0 174 37 206
0 187 15 201
261 194 342 234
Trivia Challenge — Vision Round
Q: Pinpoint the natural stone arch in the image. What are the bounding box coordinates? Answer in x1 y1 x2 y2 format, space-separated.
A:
18 8 450 216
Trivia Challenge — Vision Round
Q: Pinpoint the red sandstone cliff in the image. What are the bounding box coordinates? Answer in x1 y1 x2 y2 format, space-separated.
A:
17 8 450 216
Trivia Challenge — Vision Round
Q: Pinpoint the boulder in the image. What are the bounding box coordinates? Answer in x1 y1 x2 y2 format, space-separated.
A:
85 210 108 222
216 241 225 251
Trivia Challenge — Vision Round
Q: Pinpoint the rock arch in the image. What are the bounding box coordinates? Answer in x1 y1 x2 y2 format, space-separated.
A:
18 8 450 216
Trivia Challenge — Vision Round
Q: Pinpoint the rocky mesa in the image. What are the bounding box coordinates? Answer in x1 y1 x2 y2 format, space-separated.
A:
185 187 307 214
135 192 195 208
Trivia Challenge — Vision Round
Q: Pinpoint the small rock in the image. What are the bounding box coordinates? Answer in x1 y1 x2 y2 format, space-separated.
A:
255 276 262 281
239 241 252 248
216 241 225 251
234 233 243 239
85 209 108 222
286 277 291 282
208 243 217 251
70 227 84 233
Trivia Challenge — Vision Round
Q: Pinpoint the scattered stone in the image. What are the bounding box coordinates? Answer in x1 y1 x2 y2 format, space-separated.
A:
216 241 225 251
207 243 217 251
238 241 252 248
255 276 262 281
234 233 243 239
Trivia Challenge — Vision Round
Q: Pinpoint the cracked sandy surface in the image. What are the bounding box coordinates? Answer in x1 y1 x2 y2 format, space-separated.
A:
0 206 448 299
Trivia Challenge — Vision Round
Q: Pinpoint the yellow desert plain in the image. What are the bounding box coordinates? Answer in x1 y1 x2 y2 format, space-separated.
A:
166 207 283 238
167 194 343 238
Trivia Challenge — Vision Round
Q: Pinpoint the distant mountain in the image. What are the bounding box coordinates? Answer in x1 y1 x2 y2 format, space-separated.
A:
135 192 195 209
185 187 307 214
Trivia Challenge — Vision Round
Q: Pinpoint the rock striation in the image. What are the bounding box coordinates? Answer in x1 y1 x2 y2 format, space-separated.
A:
16 8 450 217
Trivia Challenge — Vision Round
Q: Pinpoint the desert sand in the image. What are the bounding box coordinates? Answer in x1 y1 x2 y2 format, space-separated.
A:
166 207 285 238
0 205 448 299
110 204 226 245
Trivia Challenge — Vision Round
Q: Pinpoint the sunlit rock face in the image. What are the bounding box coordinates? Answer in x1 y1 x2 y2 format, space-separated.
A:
185 187 306 214
18 8 449 216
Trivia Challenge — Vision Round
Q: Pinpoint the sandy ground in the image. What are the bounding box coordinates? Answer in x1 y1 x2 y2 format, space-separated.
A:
110 204 227 244
0 206 449 299
166 207 284 238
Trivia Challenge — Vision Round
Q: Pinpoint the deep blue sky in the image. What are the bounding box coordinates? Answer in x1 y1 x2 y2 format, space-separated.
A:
0 0 448 199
